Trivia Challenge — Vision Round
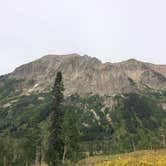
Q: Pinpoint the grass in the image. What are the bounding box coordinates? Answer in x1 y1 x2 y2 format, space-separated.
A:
34 149 166 166
76 149 166 166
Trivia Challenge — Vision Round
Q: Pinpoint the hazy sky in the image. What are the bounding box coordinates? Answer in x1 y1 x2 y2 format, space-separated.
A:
0 0 166 75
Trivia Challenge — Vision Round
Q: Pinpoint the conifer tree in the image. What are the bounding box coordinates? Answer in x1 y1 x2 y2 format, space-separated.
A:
47 72 64 166
62 108 80 163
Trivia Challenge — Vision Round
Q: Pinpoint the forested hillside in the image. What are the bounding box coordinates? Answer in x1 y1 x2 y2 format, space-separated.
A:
0 55 166 165
0 86 166 165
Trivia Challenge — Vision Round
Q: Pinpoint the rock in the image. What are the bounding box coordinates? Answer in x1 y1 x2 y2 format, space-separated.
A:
3 103 12 108
2 54 165 96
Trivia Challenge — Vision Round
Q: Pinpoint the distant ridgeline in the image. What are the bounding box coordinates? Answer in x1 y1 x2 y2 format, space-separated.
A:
0 54 166 165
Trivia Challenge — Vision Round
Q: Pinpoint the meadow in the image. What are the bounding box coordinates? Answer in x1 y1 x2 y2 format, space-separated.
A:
33 149 166 166
76 149 166 166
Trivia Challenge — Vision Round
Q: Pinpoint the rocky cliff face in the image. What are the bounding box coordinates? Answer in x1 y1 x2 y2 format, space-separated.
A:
4 54 166 96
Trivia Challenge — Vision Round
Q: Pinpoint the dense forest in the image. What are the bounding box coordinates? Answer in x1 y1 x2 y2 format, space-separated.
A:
0 75 166 165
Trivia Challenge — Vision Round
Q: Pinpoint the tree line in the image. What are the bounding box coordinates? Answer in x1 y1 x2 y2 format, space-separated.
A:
0 72 80 166
0 72 166 165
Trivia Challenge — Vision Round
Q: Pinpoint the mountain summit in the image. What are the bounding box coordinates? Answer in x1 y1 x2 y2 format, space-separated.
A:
2 54 166 96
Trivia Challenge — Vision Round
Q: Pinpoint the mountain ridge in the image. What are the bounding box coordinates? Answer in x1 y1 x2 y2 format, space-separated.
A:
0 54 166 165
1 54 166 97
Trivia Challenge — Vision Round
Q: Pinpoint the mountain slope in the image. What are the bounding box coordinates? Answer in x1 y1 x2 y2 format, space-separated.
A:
0 54 166 165
1 54 166 97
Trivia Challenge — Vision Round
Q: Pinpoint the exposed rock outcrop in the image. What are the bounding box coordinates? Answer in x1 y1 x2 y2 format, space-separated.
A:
4 54 166 96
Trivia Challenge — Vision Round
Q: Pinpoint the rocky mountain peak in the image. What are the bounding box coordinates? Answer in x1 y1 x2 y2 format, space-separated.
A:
3 54 166 96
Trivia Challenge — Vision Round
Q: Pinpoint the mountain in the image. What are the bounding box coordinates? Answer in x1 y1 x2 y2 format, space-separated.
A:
2 54 166 97
0 54 166 165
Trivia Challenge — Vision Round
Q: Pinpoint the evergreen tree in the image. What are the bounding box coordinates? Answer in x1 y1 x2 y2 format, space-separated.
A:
62 108 80 163
47 72 64 166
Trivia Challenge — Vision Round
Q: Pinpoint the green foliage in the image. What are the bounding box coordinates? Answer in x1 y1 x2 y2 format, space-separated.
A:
63 106 81 162
0 76 22 99
110 93 166 153
47 72 64 166
0 73 166 165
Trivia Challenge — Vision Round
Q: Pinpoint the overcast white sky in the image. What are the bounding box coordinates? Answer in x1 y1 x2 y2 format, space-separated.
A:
0 0 166 75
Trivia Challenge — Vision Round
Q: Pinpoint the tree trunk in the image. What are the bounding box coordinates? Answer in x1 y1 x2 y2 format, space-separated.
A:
131 139 136 151
26 161 29 166
3 156 7 166
62 145 67 164
162 137 166 147
35 148 39 165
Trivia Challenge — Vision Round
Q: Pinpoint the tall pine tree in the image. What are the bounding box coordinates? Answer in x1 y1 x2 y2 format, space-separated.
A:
47 72 64 166
62 108 80 163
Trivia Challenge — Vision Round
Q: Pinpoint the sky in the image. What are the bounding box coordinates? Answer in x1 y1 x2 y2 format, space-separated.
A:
0 0 166 75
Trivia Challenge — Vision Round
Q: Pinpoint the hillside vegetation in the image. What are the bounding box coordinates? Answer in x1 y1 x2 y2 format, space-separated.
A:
0 55 166 165
76 149 166 166
0 89 166 165
33 149 166 166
